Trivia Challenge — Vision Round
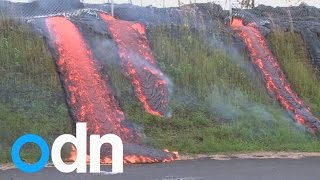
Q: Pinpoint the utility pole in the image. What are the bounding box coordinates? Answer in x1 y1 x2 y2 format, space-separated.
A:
111 0 114 16
229 0 233 23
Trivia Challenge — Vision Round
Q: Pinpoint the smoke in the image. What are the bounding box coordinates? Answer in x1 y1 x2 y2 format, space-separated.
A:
205 22 265 89
204 23 287 123
208 85 277 122
85 33 121 67
99 12 172 117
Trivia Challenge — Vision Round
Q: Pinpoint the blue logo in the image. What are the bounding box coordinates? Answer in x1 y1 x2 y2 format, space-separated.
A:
11 134 49 173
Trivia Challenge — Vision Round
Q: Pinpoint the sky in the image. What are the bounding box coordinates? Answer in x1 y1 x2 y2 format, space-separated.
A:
5 0 320 9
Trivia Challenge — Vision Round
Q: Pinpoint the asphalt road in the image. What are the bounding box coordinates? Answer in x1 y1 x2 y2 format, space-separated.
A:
1 158 320 180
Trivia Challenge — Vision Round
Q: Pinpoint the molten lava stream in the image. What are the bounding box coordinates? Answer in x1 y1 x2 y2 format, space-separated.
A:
45 16 176 163
100 13 170 117
230 18 320 133
66 145 178 164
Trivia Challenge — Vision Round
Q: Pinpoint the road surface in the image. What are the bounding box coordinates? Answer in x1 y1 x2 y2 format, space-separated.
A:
1 158 320 180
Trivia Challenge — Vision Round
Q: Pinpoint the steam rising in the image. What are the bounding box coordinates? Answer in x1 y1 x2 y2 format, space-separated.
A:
209 85 276 122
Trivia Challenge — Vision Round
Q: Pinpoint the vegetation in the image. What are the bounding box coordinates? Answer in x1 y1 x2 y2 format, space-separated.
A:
1 17 320 164
0 17 72 163
106 24 320 155
268 31 320 117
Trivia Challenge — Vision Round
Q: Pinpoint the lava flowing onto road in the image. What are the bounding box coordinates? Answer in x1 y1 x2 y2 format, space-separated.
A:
230 18 320 134
100 13 170 117
45 16 176 163
66 144 178 164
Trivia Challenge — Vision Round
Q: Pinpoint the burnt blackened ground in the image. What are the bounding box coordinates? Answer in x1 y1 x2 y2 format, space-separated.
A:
112 4 320 72
1 1 319 70
243 5 320 71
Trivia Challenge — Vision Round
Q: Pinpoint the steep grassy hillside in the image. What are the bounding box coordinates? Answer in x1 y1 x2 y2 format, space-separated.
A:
106 24 320 154
0 17 72 163
268 31 320 118
1 19 320 163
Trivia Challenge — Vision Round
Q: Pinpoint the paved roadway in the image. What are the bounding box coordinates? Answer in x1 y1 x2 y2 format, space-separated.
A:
1 158 320 180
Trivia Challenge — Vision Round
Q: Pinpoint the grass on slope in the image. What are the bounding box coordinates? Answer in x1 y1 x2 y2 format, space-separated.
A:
0 17 72 163
268 31 320 118
1 18 320 164
105 24 320 154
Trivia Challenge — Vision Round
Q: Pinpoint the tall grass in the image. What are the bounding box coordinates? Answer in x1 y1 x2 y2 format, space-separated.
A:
268 31 320 117
149 25 271 103
0 17 72 163
105 24 320 154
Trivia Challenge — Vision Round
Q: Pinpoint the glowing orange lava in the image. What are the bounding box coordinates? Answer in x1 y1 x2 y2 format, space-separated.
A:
230 18 319 133
100 13 170 117
45 16 139 142
45 16 177 164
66 146 179 164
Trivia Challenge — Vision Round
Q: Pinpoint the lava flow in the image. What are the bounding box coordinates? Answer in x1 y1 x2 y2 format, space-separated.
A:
100 13 170 117
230 18 320 134
45 16 176 164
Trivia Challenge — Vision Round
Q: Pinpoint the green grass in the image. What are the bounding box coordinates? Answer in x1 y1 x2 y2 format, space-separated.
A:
106 24 320 154
0 17 72 163
1 18 320 164
268 31 320 117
